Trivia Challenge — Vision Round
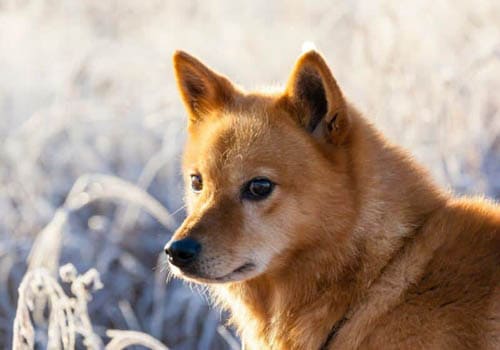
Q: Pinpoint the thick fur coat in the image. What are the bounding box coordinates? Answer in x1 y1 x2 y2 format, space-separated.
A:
165 50 500 349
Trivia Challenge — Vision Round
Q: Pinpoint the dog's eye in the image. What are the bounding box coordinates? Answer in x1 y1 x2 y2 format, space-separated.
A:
190 174 203 193
242 178 274 201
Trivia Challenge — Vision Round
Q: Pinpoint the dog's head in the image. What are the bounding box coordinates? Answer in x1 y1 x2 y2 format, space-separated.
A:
165 50 356 284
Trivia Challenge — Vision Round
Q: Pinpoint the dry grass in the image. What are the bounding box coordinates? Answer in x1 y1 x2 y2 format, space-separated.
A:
1 0 499 349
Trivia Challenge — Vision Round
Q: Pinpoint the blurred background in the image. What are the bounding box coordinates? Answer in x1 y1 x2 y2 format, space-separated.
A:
1 0 499 349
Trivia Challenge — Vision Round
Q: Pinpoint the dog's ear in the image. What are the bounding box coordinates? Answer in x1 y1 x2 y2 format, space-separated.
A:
173 51 236 124
282 50 350 145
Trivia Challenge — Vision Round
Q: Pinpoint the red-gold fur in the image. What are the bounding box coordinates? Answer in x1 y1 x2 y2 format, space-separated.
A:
167 50 500 349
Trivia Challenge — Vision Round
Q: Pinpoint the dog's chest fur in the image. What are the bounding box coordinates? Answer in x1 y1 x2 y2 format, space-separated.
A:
212 262 362 349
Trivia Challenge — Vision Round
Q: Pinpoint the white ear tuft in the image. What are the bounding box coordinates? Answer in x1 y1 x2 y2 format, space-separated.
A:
301 41 317 53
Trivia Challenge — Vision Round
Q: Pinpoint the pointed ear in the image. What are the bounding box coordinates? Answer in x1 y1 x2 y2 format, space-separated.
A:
173 51 236 124
282 50 350 145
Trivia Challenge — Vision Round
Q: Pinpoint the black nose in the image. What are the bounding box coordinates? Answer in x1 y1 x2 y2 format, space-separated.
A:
164 238 201 268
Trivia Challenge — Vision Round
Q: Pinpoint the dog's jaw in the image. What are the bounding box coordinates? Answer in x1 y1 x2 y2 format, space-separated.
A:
169 261 260 284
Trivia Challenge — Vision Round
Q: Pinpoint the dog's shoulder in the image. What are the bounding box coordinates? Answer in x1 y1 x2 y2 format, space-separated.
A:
364 197 500 349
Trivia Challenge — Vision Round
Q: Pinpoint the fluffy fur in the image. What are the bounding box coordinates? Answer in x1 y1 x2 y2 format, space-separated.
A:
166 49 500 349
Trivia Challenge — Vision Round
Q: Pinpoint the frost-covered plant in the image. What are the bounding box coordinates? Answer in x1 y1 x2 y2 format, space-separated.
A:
13 265 103 350
13 264 178 350
105 330 169 350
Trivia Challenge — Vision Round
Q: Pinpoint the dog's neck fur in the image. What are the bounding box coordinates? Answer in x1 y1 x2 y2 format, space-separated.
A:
211 107 447 350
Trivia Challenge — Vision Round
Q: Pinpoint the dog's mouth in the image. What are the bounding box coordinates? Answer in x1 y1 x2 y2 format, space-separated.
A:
175 262 256 284
213 262 256 282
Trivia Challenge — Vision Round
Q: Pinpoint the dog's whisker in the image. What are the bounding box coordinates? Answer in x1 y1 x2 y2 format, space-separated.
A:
170 204 187 217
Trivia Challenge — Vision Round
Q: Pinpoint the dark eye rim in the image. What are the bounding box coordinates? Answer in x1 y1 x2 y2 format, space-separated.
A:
241 177 275 201
190 173 203 193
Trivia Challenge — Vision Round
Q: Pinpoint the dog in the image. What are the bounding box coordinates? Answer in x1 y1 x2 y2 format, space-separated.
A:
164 49 499 349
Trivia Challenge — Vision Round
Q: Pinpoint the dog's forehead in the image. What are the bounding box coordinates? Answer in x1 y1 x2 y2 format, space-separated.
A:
204 113 272 163
186 111 296 179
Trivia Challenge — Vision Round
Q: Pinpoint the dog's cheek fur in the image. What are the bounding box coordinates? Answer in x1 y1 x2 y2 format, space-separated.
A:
240 198 298 273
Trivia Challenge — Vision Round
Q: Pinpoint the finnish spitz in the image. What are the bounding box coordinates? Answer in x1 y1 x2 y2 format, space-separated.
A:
165 49 499 349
